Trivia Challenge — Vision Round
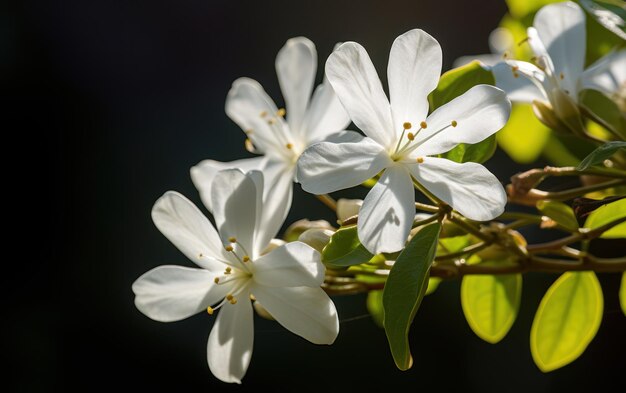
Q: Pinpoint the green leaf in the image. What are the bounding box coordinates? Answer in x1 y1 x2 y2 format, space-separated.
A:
536 200 580 231
505 0 557 19
619 272 626 315
576 141 626 170
497 104 551 164
461 274 522 344
425 277 442 296
383 222 441 370
530 272 604 372
584 198 626 238
427 61 499 164
322 225 374 267
429 61 495 109
367 290 384 328
580 90 626 140
443 135 498 164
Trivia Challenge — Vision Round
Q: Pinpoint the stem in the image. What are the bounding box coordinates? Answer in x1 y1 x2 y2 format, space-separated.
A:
415 202 440 213
315 194 337 211
448 215 493 243
509 179 626 206
527 216 626 252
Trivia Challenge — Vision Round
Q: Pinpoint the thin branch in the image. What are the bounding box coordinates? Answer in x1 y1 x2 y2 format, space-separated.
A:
316 194 337 211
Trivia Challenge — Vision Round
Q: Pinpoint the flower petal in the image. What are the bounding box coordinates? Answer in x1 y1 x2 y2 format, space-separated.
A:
388 29 442 141
251 285 339 345
358 165 415 254
276 37 317 136
210 169 261 258
300 77 351 145
152 191 226 270
252 242 324 287
207 297 254 384
325 42 394 147
581 49 626 96
133 265 231 322
414 85 511 156
492 61 547 104
297 137 392 194
533 1 586 94
191 156 266 213
225 77 290 157
253 160 294 250
409 157 506 221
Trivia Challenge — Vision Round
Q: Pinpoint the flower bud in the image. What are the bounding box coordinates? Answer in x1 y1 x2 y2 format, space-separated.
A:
283 219 335 242
336 198 363 222
298 228 335 253
550 88 585 136
532 100 565 132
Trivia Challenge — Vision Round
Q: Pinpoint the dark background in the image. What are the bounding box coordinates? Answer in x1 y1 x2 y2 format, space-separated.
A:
5 0 625 391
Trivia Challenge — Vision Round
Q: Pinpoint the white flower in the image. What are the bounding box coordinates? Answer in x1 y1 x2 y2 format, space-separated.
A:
191 37 351 226
296 29 510 254
492 2 626 126
132 169 339 384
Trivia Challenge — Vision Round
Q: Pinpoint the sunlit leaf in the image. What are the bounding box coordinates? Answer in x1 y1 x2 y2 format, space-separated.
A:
584 198 626 238
425 277 442 296
530 272 604 372
619 272 626 315
461 274 522 343
505 0 557 19
322 225 374 267
497 104 551 164
577 141 626 170
536 200 579 231
580 90 626 140
367 290 384 328
383 222 441 370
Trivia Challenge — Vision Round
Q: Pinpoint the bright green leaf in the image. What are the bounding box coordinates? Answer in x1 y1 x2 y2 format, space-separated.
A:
536 200 580 231
619 272 626 315
383 222 441 370
584 198 626 238
530 272 604 372
580 90 626 140
322 225 374 267
505 0 557 19
367 290 384 328
443 136 498 164
497 104 551 164
576 141 626 170
461 274 522 344
425 277 442 296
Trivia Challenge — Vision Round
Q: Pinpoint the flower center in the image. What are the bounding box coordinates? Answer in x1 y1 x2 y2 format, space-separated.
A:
390 119 458 161
245 108 301 163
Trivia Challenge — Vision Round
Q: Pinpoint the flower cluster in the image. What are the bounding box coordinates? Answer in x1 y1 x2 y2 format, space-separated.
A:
133 1 625 383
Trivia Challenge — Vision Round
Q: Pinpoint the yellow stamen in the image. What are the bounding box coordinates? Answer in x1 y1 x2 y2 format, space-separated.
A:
207 306 214 315
225 267 232 274
276 108 286 117
451 120 458 127
249 294 256 301
225 245 233 252
268 118 276 125
416 157 424 164
229 298 238 305
403 122 412 130
228 237 237 243
407 132 415 141
286 143 293 149
226 294 234 301
260 111 268 118
214 277 220 284
420 121 427 129
242 255 250 262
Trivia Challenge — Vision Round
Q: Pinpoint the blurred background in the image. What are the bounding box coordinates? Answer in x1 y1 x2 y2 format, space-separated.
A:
4 0 624 391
